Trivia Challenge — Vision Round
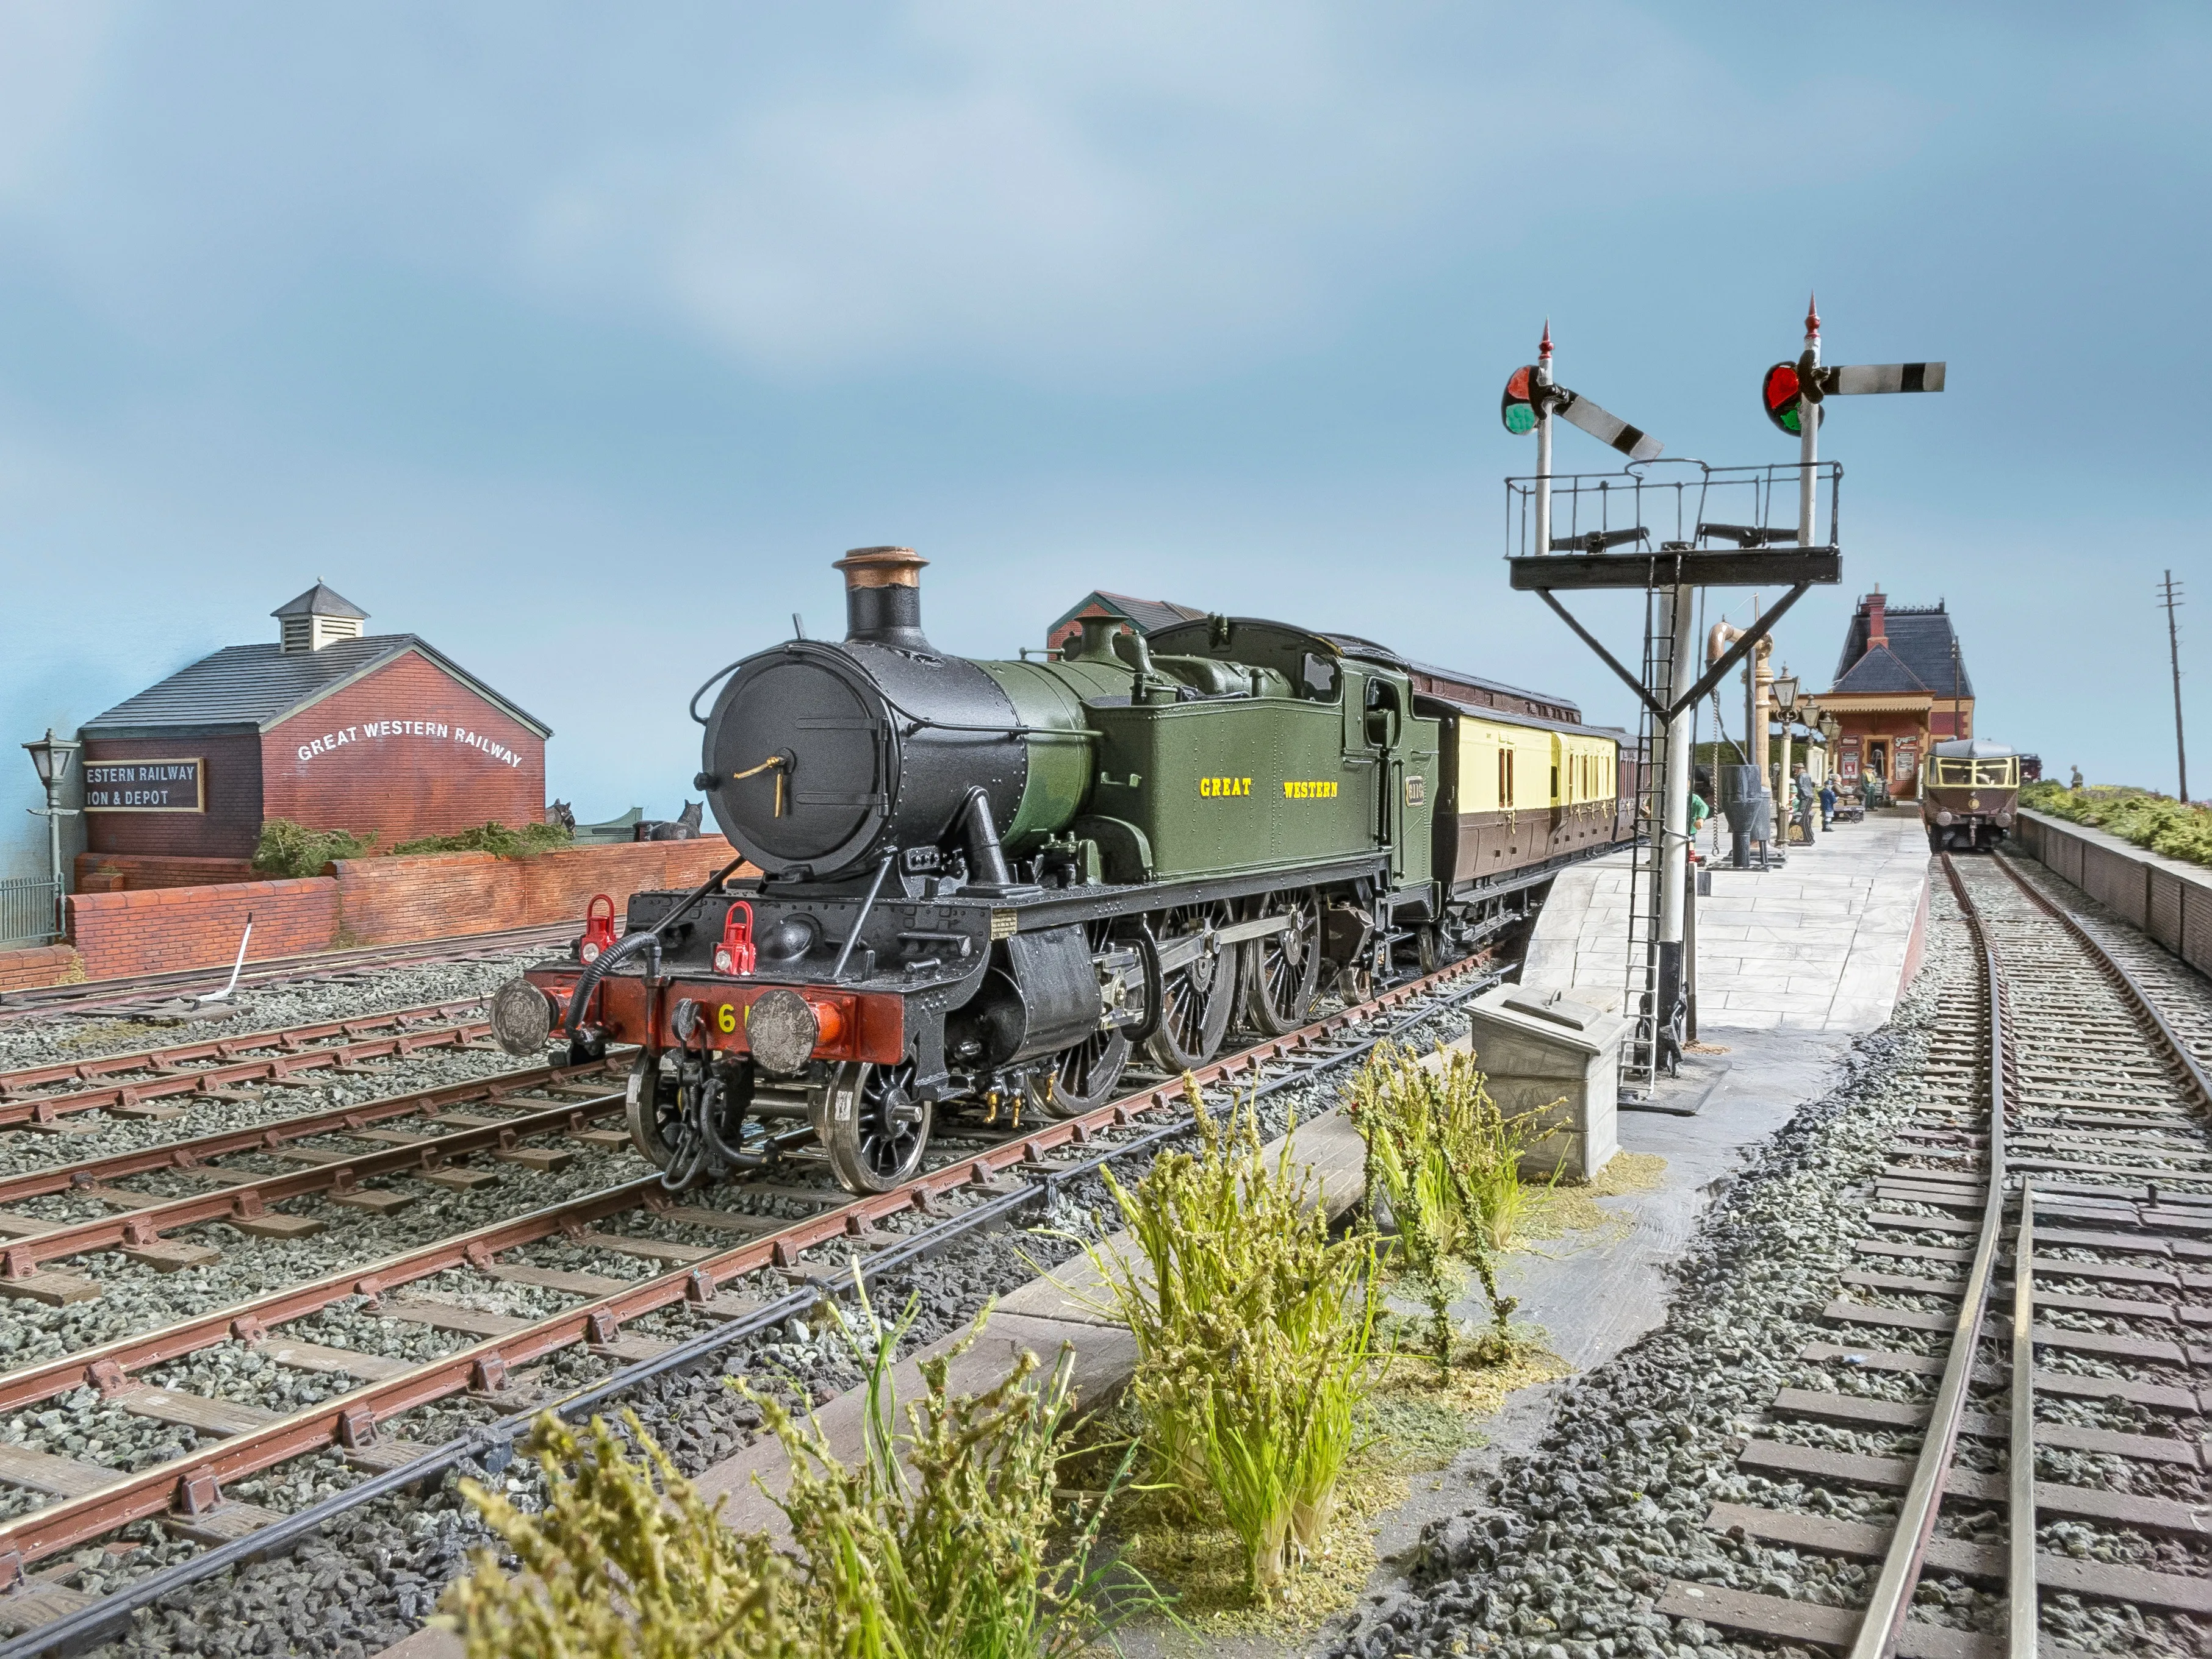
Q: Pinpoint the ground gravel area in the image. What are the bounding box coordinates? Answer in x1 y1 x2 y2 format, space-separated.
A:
53 984 1482 1659
1325 883 2202 1659
0 954 540 1075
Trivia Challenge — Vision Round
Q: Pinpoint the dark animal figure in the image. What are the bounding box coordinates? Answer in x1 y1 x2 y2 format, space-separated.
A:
635 800 704 842
547 800 576 831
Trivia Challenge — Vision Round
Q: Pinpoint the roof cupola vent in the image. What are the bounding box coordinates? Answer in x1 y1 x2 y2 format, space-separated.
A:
273 582 368 654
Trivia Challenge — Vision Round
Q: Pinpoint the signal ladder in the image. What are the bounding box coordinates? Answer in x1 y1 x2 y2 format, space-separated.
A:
1619 586 1676 1092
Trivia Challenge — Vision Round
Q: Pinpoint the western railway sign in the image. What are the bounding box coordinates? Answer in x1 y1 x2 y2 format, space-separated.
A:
85 759 205 812
293 720 526 769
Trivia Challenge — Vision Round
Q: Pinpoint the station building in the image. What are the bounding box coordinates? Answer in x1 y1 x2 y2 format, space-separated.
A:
78 584 551 864
1814 590 1973 801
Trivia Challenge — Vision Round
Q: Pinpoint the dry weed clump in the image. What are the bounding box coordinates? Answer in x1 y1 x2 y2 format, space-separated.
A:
439 1409 800 1659
440 1283 1152 1659
1082 1081 1380 1599
1348 1043 1554 1373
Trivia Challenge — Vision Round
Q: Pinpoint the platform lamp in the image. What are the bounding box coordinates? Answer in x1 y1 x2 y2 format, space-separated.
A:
22 729 81 942
1817 709 1842 789
1770 670 1801 833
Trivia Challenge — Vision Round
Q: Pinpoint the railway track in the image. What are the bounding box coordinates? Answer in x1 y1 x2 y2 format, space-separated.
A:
0 949 1506 1653
0 925 572 1023
1660 851 2212 1658
0 1001 497 1134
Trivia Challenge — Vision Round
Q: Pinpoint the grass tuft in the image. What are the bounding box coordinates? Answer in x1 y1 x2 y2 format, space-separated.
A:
438 1407 803 1659
1077 1081 1379 1599
1348 1042 1554 1374
440 1281 1151 1659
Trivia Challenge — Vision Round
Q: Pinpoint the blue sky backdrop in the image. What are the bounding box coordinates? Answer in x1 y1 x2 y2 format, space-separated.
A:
2 2 2206 875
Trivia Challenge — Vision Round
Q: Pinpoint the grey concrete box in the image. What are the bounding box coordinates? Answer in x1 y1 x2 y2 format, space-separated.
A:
1465 985 1625 1181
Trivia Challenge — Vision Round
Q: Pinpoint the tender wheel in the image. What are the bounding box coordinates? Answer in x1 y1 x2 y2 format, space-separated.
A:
817 1060 932 1194
1026 1027 1132 1119
1238 889 1321 1037
1144 903 1238 1072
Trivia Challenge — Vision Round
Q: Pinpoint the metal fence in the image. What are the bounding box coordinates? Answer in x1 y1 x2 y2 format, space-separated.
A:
0 876 60 948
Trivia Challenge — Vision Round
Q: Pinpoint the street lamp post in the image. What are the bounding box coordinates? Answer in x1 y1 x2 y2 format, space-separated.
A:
23 729 81 942
1772 671 1801 840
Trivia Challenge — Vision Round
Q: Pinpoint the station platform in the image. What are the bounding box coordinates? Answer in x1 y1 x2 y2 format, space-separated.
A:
1517 807 1931 1033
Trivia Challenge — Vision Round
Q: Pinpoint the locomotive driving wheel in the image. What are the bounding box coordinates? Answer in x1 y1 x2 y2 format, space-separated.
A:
1025 1026 1132 1119
1238 888 1322 1037
815 1059 932 1194
1144 902 1238 1072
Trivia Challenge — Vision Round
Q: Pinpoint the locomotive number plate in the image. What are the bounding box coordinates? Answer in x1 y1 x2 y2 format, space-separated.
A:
1406 776 1426 805
990 909 1018 941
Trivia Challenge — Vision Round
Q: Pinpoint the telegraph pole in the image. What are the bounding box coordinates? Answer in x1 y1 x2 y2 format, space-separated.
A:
2162 570 2188 803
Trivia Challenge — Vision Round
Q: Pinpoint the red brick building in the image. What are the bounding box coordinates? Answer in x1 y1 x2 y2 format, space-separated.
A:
79 584 551 860
1813 590 1973 802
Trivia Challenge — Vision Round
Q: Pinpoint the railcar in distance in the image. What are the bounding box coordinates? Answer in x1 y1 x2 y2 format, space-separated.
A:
1922 739 2020 851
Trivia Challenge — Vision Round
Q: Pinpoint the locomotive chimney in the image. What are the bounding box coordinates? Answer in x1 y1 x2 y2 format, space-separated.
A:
835 546 932 651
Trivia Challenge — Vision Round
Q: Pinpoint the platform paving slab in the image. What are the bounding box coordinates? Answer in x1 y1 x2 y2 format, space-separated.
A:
1521 809 1928 1033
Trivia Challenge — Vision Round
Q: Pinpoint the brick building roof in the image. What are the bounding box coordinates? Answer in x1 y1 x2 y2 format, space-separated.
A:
84 637 552 739
1048 591 1210 640
1830 594 1972 698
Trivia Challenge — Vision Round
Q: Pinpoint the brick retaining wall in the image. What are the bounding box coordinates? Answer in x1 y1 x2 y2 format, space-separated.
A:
65 880 340 980
2014 809 2212 972
329 837 738 945
54 839 744 983
0 945 83 992
74 853 262 893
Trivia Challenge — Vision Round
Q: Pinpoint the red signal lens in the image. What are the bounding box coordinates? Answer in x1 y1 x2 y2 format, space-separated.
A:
1762 362 1803 435
1501 364 1538 435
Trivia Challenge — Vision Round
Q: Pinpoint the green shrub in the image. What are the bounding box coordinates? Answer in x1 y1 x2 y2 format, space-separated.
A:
2019 781 2212 869
251 818 375 878
1083 1082 1379 1597
390 820 575 858
1348 1044 1548 1377
439 1408 806 1659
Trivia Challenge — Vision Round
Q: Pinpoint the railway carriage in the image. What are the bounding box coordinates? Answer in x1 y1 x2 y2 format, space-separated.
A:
1922 738 2020 851
492 549 1634 1195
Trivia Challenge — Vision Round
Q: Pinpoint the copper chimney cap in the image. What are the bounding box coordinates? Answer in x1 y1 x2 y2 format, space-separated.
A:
833 546 927 590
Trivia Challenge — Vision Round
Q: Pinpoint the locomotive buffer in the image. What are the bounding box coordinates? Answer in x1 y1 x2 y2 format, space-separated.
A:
1502 304 1942 1090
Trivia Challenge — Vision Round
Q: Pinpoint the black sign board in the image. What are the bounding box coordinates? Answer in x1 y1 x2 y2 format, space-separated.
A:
84 759 205 813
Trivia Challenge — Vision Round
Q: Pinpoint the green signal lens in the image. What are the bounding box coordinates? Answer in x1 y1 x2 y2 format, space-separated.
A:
1779 407 1801 434
1504 404 1535 435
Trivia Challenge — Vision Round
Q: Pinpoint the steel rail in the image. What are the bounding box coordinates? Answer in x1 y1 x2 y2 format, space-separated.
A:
0 1053 622 1210
1989 851 2212 1113
0 924 573 1020
1848 852 2010 1659
2010 1182 2038 1659
0 998 487 1098
0 951 1498 1607
0 1015 505 1134
0 1087 628 1281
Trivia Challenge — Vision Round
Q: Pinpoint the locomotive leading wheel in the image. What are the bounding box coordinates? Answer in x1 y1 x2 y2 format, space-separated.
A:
1025 1025 1132 1119
626 1057 686 1168
1145 903 1238 1073
1239 889 1322 1037
816 1059 932 1194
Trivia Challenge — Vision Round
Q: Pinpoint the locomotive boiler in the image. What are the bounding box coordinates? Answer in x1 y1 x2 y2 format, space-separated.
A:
491 548 1628 1195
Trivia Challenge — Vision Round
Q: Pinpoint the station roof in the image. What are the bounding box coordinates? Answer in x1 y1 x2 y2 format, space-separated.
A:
1831 598 1972 698
82 636 553 739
